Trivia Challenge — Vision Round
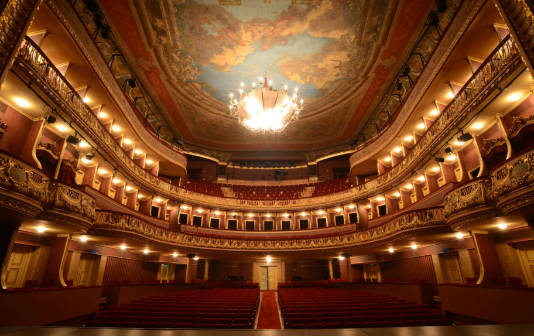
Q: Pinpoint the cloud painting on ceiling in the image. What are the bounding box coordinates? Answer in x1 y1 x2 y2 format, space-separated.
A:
140 0 398 114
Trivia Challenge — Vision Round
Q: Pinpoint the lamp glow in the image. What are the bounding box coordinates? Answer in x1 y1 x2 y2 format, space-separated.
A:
389 248 394 253
120 245 126 250
111 125 121 132
266 256 272 263
123 138 132 145
80 236 88 242
13 97 31 107
144 249 149 254
338 255 345 261
98 112 107 118
173 253 178 257
194 256 199 260
404 135 413 142
456 233 464 239
36 226 46 233
498 223 507 229
411 244 417 249
394 147 402 153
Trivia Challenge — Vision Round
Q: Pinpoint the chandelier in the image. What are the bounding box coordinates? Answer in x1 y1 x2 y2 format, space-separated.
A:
229 73 304 133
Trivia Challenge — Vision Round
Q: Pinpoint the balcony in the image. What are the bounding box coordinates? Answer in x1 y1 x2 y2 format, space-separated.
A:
91 208 448 252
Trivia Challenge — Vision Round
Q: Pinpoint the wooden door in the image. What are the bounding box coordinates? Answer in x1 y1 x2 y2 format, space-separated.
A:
260 267 268 290
268 267 278 290
444 252 463 284
5 245 32 288
76 253 95 286
517 241 534 287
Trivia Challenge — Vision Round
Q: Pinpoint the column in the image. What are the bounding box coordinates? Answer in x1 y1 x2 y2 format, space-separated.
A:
0 0 43 87
93 255 108 286
0 220 21 290
431 254 445 284
185 257 192 284
493 0 534 74
42 234 71 287
470 231 505 285
328 259 334 279
281 260 286 284
345 256 353 283
217 163 227 183
204 260 209 280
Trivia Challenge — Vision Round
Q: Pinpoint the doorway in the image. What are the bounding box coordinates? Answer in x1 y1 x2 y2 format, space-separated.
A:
260 266 277 290
439 251 463 284
5 245 32 288
76 253 96 286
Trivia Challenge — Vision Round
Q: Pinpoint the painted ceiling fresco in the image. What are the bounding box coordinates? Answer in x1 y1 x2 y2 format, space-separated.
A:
102 0 434 152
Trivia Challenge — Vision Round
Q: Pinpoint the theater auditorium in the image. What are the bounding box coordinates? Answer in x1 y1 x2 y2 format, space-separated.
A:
0 0 533 335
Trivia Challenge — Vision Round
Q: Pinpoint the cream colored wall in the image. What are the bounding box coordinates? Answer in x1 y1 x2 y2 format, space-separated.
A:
495 243 529 285
253 260 283 287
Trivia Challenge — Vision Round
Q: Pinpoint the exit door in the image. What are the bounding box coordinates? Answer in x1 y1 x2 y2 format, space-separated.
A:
260 266 277 290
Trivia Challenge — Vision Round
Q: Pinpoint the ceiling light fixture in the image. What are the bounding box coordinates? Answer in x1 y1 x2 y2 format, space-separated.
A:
404 135 413 142
123 138 132 145
455 233 464 239
98 111 107 118
411 244 418 249
266 256 272 263
173 253 178 257
394 147 402 153
13 97 31 107
144 249 149 254
55 124 68 132
508 93 522 101
338 255 345 261
80 236 88 242
228 72 303 133
111 124 121 132
36 226 47 233
430 109 439 116
498 223 507 230
120 245 126 250
389 248 394 253
472 122 484 130
193 256 199 261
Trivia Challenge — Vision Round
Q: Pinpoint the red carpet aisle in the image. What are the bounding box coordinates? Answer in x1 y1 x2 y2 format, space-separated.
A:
256 290 282 329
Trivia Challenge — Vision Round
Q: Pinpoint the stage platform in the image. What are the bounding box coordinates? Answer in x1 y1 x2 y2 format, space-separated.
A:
1 325 534 336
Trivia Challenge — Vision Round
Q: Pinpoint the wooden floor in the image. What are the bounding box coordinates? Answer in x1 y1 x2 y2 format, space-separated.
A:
1 325 534 336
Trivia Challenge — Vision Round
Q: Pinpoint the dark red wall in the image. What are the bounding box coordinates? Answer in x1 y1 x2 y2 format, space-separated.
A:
380 255 438 294
101 257 159 295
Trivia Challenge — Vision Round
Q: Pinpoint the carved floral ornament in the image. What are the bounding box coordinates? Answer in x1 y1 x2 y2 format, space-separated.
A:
444 149 534 220
91 208 447 252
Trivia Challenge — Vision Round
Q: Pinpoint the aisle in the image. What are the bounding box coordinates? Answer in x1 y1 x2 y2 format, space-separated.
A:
256 290 282 329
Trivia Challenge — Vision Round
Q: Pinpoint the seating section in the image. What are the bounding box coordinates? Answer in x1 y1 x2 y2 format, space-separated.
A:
312 178 352 197
86 288 259 329
230 184 306 200
279 287 451 329
184 179 224 197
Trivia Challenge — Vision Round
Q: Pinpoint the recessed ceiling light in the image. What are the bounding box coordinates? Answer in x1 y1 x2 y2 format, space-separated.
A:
112 178 121 184
36 226 46 233
411 244 418 249
447 154 457 162
120 245 126 250
98 168 107 175
112 125 121 132
266 256 272 263
301 212 306 216
318 210 324 215
418 123 425 129
126 186 133 191
394 192 400 197
155 198 162 203
498 223 507 230
405 184 413 189
55 124 68 132
197 209 203 213
193 256 199 260
388 248 394 253
394 147 402 153
472 122 484 130
432 166 441 172
167 206 171 210
349 205 355 209
123 138 132 145
144 249 149 254
137 195 143 199
338 255 345 260
248 213 253 217
455 140 464 146
98 112 107 118
336 208 342 212
214 211 220 215
447 91 454 98
418 175 425 181
81 158 92 164
181 205 188 209
384 156 391 162
173 253 178 257
146 159 153 165
376 197 384 202
266 213 271 217
79 140 90 148
80 236 88 242
404 135 413 142
508 93 522 101
455 233 464 239
83 96 90 103
430 109 439 116
13 97 31 107
283 213 289 217
134 149 143 154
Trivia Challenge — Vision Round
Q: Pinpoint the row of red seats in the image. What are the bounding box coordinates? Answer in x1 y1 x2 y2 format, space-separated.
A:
111 279 185 285
312 178 352 197
184 179 224 197
279 288 450 329
87 288 259 329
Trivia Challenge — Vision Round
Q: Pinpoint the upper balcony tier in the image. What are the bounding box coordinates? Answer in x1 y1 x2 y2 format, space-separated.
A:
10 33 524 213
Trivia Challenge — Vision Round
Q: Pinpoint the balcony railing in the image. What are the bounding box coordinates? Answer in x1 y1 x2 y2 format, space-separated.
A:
92 208 447 252
16 35 521 211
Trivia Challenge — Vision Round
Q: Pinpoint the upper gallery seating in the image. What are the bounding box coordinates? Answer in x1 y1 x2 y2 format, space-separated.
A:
230 184 306 200
86 288 260 328
278 287 451 329
184 179 224 197
312 178 352 197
